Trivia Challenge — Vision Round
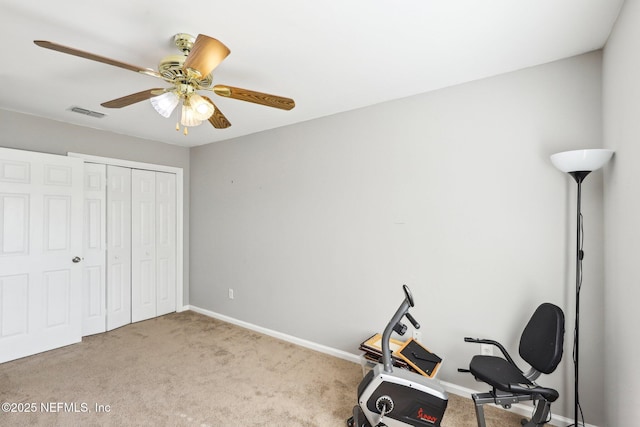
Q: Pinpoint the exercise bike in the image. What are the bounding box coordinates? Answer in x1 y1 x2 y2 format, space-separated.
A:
348 285 448 427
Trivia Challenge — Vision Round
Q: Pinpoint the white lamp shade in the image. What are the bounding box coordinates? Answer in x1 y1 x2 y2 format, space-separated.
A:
180 103 203 127
550 149 614 173
189 93 215 121
150 92 179 118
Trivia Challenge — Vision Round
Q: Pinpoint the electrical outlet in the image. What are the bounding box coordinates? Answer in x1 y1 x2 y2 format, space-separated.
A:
413 330 421 342
480 344 493 356
228 288 234 299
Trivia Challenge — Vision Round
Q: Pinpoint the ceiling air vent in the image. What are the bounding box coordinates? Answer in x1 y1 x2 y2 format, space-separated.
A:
69 106 106 119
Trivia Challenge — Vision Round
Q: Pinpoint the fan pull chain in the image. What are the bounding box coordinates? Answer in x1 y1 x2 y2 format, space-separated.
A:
175 121 189 135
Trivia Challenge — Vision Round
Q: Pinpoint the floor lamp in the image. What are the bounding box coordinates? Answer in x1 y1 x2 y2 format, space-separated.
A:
550 149 613 427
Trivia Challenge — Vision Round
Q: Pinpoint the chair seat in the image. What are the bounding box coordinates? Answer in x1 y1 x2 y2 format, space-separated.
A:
469 355 531 391
463 303 564 426
469 355 559 402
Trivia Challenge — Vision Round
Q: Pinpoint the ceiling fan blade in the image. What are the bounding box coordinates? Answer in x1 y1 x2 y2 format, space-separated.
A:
201 96 231 129
213 85 295 110
34 40 162 78
101 88 166 108
183 34 230 78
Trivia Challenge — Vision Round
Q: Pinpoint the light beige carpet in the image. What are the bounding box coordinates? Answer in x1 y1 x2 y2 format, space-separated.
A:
0 311 540 426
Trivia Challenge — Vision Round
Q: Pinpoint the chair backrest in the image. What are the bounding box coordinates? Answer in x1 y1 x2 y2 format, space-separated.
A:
519 303 565 374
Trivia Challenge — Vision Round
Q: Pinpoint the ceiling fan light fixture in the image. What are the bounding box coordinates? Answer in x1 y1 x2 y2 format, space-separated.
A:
34 34 295 136
189 93 215 121
150 91 179 118
180 102 203 128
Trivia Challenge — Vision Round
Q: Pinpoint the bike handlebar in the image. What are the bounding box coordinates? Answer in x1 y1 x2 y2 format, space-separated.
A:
382 285 417 373
406 312 420 329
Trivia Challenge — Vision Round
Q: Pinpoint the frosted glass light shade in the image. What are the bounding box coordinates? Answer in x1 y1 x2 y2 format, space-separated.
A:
180 103 203 127
189 93 215 121
150 92 179 118
550 149 614 173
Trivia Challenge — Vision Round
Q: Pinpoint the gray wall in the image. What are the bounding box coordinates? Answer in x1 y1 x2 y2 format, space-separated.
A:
190 51 605 423
0 110 191 303
603 0 640 424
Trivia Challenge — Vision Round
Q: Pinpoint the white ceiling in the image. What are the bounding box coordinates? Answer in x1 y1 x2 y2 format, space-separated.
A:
0 0 624 148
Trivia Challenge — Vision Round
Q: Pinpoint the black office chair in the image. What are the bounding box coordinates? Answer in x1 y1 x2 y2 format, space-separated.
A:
459 303 565 427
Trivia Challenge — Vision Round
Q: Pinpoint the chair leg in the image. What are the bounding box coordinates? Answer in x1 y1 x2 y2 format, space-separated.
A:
474 401 487 427
521 399 551 427
471 391 553 427
471 393 490 427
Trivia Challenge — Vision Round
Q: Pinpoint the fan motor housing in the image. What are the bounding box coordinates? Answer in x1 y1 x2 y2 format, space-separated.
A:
158 54 213 88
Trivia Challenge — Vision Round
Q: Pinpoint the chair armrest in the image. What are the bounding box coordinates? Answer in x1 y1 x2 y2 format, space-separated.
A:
507 384 559 402
463 337 518 368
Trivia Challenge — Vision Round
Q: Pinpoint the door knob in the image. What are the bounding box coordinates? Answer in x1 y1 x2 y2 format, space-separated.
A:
72 256 82 263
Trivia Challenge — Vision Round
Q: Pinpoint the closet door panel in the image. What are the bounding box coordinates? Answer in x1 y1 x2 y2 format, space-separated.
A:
131 169 156 322
106 166 131 331
156 172 176 316
82 163 106 336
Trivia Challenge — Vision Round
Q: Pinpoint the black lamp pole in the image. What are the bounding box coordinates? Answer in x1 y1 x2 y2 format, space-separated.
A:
568 170 590 427
551 148 613 427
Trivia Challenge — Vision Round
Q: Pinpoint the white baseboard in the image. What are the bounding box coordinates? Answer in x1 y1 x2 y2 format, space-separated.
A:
185 305 596 427
186 305 361 364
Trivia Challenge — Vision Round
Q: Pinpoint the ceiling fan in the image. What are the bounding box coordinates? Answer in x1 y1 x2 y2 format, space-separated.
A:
34 33 295 135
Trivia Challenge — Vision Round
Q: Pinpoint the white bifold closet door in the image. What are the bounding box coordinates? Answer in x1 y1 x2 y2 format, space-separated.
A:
82 163 107 336
106 165 132 331
131 169 176 323
81 165 175 332
155 172 177 317
131 169 156 322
